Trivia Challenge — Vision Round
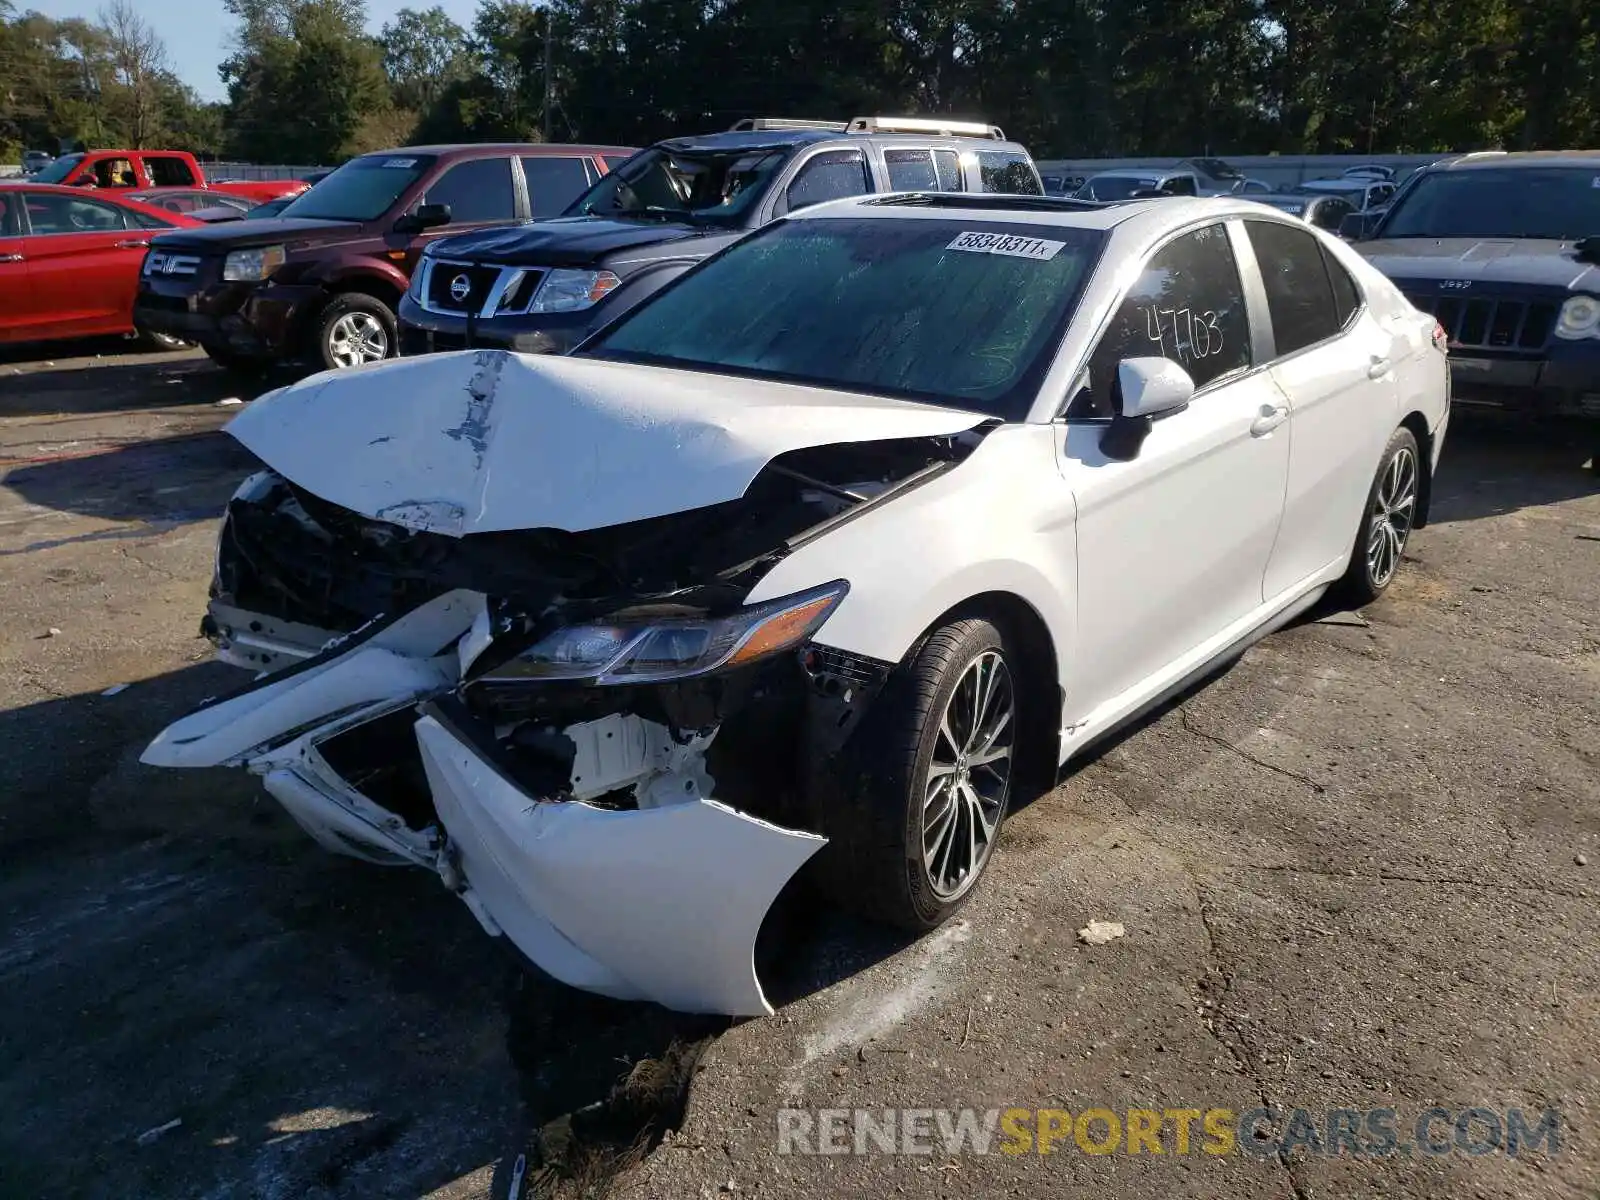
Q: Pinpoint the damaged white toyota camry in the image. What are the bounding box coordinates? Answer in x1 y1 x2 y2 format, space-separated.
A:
145 193 1449 1016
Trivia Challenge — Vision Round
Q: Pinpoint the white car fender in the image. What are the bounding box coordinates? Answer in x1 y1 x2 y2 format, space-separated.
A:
747 423 1077 707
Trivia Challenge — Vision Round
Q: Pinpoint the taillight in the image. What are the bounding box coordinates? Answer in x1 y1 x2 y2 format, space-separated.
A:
1431 320 1449 354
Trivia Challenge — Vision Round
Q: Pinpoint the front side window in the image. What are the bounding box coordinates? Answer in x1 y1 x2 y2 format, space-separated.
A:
1244 219 1343 356
975 151 1043 195
146 156 197 187
568 146 792 225
584 216 1104 420
520 156 594 218
25 193 129 235
1072 223 1252 418
785 150 871 212
425 157 516 224
278 154 437 222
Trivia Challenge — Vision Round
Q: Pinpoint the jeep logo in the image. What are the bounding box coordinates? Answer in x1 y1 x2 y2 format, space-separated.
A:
449 274 472 302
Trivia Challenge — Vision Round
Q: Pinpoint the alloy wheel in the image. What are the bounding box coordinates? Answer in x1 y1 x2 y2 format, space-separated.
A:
1366 445 1417 588
327 312 389 367
922 649 1014 901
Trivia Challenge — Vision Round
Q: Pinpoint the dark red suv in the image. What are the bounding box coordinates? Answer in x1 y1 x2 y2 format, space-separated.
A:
133 142 635 374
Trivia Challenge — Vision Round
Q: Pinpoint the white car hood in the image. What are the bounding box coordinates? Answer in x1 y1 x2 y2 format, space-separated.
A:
227 349 987 536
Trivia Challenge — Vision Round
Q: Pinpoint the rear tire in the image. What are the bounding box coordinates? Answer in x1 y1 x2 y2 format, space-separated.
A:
313 292 396 370
810 617 1018 932
1338 426 1421 605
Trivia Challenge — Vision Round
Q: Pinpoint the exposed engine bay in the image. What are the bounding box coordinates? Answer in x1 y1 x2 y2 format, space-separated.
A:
150 421 988 1015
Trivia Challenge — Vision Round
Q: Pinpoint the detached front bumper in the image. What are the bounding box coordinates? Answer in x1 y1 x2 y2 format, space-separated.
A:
143 589 827 1016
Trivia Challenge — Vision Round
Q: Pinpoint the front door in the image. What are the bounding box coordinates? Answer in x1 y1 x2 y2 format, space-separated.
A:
1059 221 1292 726
19 191 152 338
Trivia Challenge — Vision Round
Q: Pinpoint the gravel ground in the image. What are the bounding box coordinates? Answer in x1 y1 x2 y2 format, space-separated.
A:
1 342 1597 1200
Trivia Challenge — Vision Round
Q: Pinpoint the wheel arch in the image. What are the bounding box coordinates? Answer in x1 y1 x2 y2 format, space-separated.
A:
1399 409 1434 528
908 590 1063 795
324 270 405 311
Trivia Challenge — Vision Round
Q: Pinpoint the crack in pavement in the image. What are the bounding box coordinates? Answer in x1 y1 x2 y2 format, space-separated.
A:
114 542 179 581
1178 707 1327 795
1192 876 1314 1200
1237 862 1592 901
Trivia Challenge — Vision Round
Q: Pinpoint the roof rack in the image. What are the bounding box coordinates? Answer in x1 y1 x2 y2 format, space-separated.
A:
847 116 1006 141
727 118 849 132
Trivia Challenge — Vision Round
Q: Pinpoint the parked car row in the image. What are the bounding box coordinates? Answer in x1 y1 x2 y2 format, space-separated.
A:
142 182 1451 1015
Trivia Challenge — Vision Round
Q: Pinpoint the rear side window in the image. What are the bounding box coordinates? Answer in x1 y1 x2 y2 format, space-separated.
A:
146 156 197 186
1324 246 1362 328
975 151 1042 195
603 154 633 173
1072 222 1251 418
1160 175 1198 196
932 150 962 191
785 149 871 212
1245 219 1343 355
884 149 937 192
426 157 516 224
521 156 595 218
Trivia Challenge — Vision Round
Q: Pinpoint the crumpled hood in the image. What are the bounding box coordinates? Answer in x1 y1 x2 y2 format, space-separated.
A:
430 216 716 267
1359 238 1600 291
225 349 986 536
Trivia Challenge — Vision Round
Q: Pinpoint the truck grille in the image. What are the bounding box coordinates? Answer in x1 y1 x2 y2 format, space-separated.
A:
143 250 202 278
1403 292 1556 351
425 260 504 315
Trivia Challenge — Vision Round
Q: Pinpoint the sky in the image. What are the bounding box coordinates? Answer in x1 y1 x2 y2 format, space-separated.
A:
23 0 484 101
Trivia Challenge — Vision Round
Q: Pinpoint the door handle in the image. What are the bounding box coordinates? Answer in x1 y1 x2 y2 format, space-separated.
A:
1249 403 1289 436
1367 356 1392 379
115 239 150 249
0 252 22 263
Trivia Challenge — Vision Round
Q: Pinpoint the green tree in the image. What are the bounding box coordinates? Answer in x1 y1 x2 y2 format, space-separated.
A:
380 6 471 111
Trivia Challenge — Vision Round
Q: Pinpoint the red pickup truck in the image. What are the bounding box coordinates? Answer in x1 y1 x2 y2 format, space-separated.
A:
28 150 305 204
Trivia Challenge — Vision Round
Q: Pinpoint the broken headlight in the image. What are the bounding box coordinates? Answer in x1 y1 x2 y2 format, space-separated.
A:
480 581 848 685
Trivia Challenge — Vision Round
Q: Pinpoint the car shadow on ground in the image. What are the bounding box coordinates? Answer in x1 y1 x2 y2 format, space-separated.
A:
0 663 820 1197
0 341 290 418
1 430 259 539
1427 411 1597 524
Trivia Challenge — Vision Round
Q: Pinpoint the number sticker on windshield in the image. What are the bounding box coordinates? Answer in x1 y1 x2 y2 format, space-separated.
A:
381 158 418 168
946 231 1066 261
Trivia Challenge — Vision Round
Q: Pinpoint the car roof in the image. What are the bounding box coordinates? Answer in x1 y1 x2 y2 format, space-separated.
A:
788 192 1267 233
360 143 639 158
650 128 1034 155
1426 150 1600 171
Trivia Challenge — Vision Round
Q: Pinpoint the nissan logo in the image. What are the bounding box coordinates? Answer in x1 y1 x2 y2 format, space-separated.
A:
449 273 472 301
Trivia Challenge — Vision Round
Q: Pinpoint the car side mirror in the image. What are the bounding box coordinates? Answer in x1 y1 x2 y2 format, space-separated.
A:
1340 211 1377 240
1101 357 1195 461
394 203 451 235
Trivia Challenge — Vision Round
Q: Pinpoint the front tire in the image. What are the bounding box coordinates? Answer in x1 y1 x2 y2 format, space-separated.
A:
812 618 1018 931
313 293 396 370
1339 426 1420 605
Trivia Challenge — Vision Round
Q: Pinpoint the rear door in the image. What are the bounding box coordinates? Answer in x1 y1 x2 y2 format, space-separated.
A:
1246 219 1399 598
0 193 29 339
519 154 599 218
18 191 154 338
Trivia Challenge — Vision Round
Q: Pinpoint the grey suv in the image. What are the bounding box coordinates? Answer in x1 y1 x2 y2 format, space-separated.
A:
397 116 1043 356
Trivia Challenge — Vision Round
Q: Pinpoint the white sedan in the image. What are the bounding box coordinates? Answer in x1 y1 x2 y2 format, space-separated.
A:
143 193 1449 1015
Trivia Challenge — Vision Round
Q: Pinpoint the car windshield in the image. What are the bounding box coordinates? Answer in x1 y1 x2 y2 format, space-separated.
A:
32 153 83 184
277 154 436 221
1189 158 1241 180
1380 167 1600 240
1080 176 1157 201
582 216 1104 420
565 145 792 224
